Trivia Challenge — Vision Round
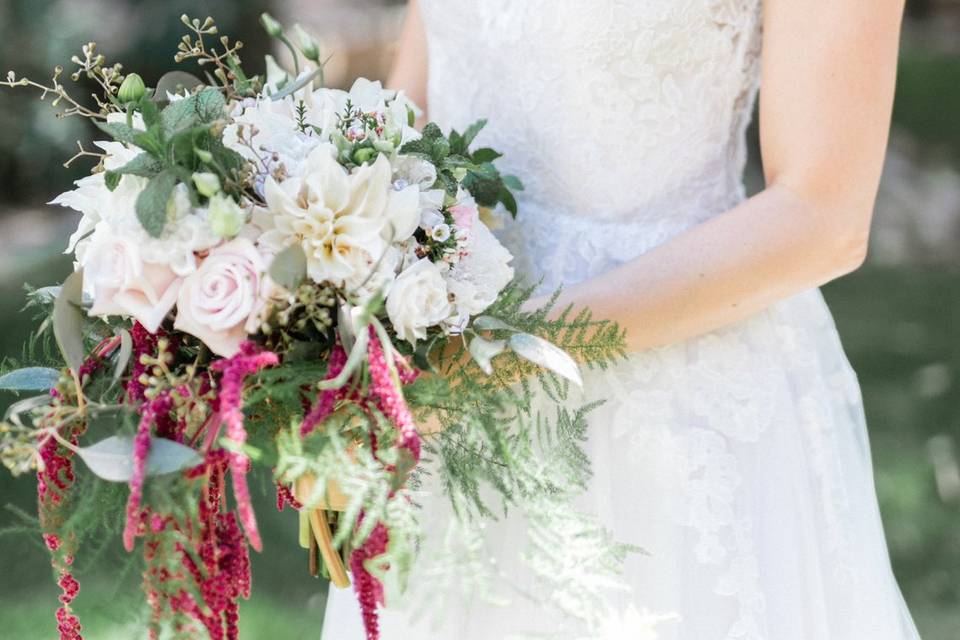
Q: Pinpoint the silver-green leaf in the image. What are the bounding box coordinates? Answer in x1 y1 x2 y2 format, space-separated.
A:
76 435 203 483
53 270 86 373
508 333 583 387
153 71 204 100
268 243 308 291
469 337 507 375
0 367 61 392
112 329 133 385
4 394 53 425
473 315 521 333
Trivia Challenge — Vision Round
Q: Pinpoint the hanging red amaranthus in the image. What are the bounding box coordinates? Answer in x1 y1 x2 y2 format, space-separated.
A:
210 341 279 552
38 342 111 640
300 341 348 437
338 328 422 640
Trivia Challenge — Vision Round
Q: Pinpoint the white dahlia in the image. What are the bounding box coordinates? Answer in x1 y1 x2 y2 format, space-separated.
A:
259 145 420 287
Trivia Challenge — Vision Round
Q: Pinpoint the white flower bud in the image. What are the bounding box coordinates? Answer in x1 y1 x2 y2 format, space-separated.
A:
207 193 245 238
292 24 321 62
192 172 221 198
260 12 283 38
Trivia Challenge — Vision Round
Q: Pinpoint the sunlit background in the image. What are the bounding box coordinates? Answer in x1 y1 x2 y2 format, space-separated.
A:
0 0 957 638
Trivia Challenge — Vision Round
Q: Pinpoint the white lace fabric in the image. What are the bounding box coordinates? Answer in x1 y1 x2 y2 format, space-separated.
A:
324 1 923 638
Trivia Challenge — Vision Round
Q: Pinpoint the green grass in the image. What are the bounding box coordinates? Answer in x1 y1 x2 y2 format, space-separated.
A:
894 52 960 160
823 265 960 639
0 587 328 639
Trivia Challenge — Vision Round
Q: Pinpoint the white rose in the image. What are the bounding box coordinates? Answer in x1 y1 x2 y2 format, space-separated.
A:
344 245 402 305
174 238 264 357
394 155 437 190
445 215 514 319
386 259 451 345
83 227 182 332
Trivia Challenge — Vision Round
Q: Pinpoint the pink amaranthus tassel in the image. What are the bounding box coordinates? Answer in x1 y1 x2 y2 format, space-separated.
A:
345 329 422 640
366 327 421 462
300 341 348 437
349 522 390 640
123 390 173 551
211 341 279 552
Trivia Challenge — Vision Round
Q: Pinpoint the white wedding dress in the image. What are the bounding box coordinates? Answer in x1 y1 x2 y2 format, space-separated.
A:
324 1 922 639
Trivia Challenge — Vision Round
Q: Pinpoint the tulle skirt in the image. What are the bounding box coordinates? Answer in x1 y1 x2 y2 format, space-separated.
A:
323 288 921 640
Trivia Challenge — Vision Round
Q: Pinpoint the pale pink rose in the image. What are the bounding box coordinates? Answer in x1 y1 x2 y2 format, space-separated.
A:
83 228 181 332
174 238 265 357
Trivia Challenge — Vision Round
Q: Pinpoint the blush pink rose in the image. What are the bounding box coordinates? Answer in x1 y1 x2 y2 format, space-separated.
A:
83 229 181 332
174 238 265 357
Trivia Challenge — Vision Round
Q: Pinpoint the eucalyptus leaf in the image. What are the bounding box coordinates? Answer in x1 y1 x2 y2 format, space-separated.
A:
135 171 178 238
4 394 53 425
469 337 507 376
473 316 521 333
269 67 324 102
268 244 307 291
113 329 133 385
76 435 203 483
508 333 583 388
0 367 61 392
53 270 85 373
153 71 204 100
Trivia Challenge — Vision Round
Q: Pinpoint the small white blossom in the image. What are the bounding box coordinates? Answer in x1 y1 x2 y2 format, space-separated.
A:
430 223 452 242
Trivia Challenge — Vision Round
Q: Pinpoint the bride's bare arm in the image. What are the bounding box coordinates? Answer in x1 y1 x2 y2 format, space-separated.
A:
388 0 429 116
540 0 906 352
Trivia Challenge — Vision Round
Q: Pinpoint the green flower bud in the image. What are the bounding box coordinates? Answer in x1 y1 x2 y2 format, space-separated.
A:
194 148 214 164
208 193 245 238
192 172 221 198
292 24 321 62
353 147 376 165
260 12 283 38
117 73 146 104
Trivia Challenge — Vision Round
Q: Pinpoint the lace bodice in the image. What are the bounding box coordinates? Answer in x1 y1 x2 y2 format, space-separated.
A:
420 0 763 291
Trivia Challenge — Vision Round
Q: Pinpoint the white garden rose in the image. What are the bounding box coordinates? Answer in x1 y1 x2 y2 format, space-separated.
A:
54 145 219 276
174 238 265 357
386 259 451 345
344 245 402 305
224 93 321 183
82 227 182 333
393 155 437 190
310 79 421 145
52 140 142 260
259 145 419 285
444 213 514 322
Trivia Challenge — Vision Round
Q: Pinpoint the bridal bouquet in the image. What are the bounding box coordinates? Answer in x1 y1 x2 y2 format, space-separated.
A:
0 14 628 640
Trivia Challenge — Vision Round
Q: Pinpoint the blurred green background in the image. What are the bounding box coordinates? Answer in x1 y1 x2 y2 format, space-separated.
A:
0 0 957 638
